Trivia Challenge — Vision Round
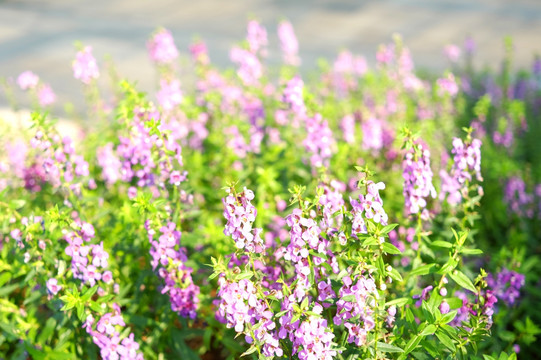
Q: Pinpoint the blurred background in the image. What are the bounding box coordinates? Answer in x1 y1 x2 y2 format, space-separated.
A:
1 0 541 112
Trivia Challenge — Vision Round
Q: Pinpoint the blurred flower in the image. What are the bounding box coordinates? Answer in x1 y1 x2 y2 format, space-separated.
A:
147 28 179 65
17 71 39 90
73 46 99 84
278 20 300 66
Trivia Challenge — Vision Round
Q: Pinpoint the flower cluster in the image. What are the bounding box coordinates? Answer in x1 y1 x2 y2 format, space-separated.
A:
64 222 112 287
361 117 385 152
146 221 200 319
487 268 525 306
504 177 534 218
156 79 183 111
61 219 143 360
216 277 282 357
278 20 300 66
230 47 263 87
73 46 100 84
98 107 185 190
451 289 498 328
294 314 337 360
440 137 482 206
283 75 306 117
83 305 144 360
350 180 388 237
29 129 91 193
223 187 264 252
246 20 268 56
340 114 356 144
437 73 459 97
147 28 179 65
402 143 437 215
334 275 378 346
284 209 335 292
17 71 39 90
329 50 367 95
318 180 345 231
303 113 335 169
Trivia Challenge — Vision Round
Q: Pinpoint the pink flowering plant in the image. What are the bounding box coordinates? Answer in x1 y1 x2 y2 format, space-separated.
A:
1 21 540 360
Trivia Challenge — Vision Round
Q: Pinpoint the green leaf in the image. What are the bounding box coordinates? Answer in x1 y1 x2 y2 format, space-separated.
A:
410 264 435 276
419 324 437 336
431 240 452 248
385 297 410 307
381 223 399 234
37 317 57 344
362 237 379 246
382 242 402 255
403 335 423 355
81 286 98 302
388 268 403 282
377 341 404 353
435 330 456 352
9 199 26 210
235 272 254 281
241 345 257 357
0 283 19 297
449 270 477 293
76 303 85 321
460 248 483 255
0 272 11 287
440 310 457 324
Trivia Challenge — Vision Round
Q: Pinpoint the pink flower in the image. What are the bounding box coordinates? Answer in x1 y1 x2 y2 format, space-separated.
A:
17 71 39 90
46 278 62 295
38 84 56 106
278 20 300 66
156 79 182 111
73 46 99 84
147 28 179 64
444 44 461 62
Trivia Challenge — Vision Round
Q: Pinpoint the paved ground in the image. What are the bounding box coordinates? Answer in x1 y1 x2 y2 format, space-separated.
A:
1 0 541 113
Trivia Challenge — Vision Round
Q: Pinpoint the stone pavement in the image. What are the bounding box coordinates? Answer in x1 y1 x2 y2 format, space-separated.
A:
1 0 541 113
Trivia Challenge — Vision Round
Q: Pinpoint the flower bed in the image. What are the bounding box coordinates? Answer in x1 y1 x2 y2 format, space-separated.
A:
1 21 540 360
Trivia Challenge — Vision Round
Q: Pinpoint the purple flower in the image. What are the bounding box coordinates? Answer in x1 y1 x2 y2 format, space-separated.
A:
334 275 378 346
38 84 56 106
146 222 200 319
487 269 525 306
278 20 300 66
437 73 459 97
230 47 263 86
246 20 267 56
156 79 182 111
223 187 264 253
73 46 99 84
189 40 210 65
17 71 39 90
504 177 534 218
46 278 62 295
402 143 437 215
362 117 384 152
294 316 336 360
303 113 335 169
319 180 345 231
413 285 434 307
444 44 461 62
283 76 306 117
439 300 450 314
440 137 483 205
340 115 355 144
147 28 179 65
